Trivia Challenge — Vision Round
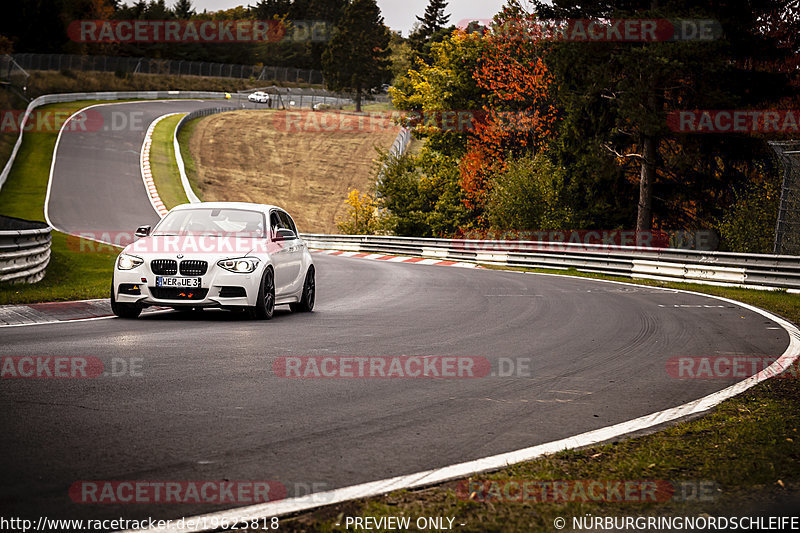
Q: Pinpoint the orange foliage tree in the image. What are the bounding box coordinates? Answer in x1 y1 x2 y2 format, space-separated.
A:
459 7 558 214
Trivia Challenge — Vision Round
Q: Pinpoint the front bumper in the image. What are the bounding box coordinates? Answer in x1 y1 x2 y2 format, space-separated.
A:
113 265 260 308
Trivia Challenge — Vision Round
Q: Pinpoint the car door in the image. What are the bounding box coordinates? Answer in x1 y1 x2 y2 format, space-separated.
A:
277 210 304 293
269 210 292 296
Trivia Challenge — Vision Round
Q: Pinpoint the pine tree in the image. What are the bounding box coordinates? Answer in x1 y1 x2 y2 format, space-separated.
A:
322 0 391 111
408 0 451 60
250 0 292 19
415 0 449 37
173 0 195 18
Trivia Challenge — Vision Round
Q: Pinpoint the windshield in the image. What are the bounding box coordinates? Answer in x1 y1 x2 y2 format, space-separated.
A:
153 208 266 238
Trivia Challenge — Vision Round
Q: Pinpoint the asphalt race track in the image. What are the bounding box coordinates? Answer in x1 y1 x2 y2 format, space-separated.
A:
46 99 252 237
0 100 792 526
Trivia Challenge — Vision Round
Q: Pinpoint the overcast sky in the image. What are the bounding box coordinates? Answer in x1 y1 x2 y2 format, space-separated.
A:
188 0 510 36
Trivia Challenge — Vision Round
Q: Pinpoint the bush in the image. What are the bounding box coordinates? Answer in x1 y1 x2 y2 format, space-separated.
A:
375 148 473 237
485 152 573 230
336 189 385 235
716 178 779 254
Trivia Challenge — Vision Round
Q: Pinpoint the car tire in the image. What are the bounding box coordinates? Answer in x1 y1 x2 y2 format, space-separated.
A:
290 266 315 313
110 283 142 319
249 266 275 320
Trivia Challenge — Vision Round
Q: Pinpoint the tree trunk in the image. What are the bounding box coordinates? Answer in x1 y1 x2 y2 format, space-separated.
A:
636 134 657 232
355 84 362 112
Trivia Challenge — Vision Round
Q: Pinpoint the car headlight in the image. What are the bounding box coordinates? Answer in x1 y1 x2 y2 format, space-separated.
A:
117 253 144 270
217 258 260 273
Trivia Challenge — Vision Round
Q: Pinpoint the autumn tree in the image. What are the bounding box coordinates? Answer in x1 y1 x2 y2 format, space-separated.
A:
392 30 487 154
382 31 489 235
337 189 383 234
459 3 558 214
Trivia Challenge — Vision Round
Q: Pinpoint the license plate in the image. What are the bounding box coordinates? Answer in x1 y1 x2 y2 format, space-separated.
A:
156 276 200 288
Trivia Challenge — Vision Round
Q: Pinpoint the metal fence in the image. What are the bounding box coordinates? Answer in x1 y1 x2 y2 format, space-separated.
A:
771 140 800 255
13 53 324 85
0 55 29 89
244 86 352 109
301 233 800 290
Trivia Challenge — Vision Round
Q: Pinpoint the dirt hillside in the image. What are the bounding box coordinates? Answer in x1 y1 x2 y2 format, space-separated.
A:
188 109 400 233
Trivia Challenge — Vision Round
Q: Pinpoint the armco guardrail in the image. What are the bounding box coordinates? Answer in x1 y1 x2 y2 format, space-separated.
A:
300 234 800 290
0 216 51 284
377 128 411 185
0 90 235 192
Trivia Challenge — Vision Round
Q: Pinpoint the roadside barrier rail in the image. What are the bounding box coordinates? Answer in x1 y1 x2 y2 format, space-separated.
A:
300 233 800 290
0 217 51 284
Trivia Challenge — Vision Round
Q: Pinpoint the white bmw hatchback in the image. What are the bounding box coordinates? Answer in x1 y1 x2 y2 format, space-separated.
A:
111 202 315 319
247 91 270 103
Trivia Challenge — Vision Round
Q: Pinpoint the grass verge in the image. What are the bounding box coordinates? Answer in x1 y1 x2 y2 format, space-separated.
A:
0 100 121 304
149 113 189 210
247 266 800 533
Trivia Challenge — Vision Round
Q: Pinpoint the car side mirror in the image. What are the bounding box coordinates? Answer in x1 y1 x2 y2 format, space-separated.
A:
135 225 151 238
274 228 296 241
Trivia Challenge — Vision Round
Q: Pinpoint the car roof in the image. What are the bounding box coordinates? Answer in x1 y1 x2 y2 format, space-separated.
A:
168 202 282 214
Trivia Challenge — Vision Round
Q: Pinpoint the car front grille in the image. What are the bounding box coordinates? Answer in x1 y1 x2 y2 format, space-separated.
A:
151 259 177 275
151 259 208 276
149 287 209 300
179 260 208 276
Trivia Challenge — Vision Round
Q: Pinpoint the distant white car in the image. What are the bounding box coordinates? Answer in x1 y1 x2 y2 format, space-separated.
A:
111 202 315 320
248 91 270 103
